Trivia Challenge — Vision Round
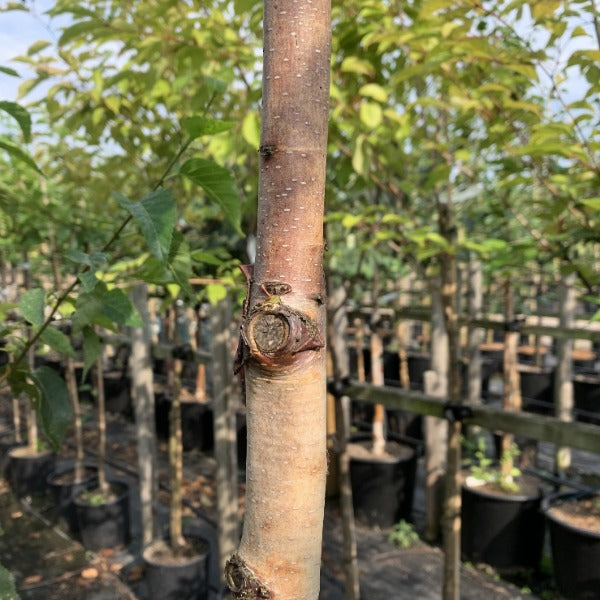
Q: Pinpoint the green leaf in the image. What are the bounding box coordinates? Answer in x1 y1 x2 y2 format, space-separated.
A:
82 326 101 382
7 368 39 404
179 158 242 235
58 20 101 46
0 563 19 600
591 309 600 322
79 271 99 292
341 56 375 77
0 66 19 77
360 102 383 128
31 366 72 449
27 40 52 55
0 101 31 141
40 326 75 358
114 189 177 263
206 283 227 305
181 116 234 140
167 231 193 298
99 288 143 328
0 140 42 173
580 197 600 211
358 83 388 103
241 112 260 148
73 283 143 331
190 250 224 266
20 288 45 326
531 0 561 20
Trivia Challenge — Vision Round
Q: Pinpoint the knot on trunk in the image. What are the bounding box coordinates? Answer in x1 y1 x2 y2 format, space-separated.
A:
240 300 323 369
225 554 271 599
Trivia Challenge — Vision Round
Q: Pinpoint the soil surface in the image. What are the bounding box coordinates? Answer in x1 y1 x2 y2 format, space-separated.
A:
143 536 209 565
347 439 414 462
548 494 600 533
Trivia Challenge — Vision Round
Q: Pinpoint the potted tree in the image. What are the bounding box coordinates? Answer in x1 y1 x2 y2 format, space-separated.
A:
46 355 97 536
73 353 131 551
348 274 417 528
461 282 545 571
143 352 210 600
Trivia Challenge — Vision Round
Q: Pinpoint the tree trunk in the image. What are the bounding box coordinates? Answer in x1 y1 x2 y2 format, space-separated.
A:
210 299 239 576
501 280 521 480
130 283 158 546
424 280 448 543
438 201 462 600
327 284 360 600
226 0 331 596
466 255 484 410
554 272 575 474
95 354 108 495
65 357 84 482
169 358 185 550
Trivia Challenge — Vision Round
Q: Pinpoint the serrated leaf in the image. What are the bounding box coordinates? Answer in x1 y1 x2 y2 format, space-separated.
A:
0 101 31 141
99 288 143 327
40 326 75 358
82 326 101 382
20 288 45 326
0 140 42 173
58 20 100 46
181 116 234 140
206 283 227 305
179 158 242 235
79 271 98 292
31 366 72 449
0 563 19 600
115 189 177 263
73 283 142 331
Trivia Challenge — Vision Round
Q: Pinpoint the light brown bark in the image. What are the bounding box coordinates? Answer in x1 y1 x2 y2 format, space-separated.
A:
554 272 575 473
211 299 239 576
95 354 108 495
65 357 84 482
130 283 158 546
226 0 331 596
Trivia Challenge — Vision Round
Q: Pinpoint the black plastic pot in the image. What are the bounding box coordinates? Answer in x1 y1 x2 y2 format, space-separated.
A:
543 492 600 600
143 535 210 600
406 353 430 391
103 371 132 416
7 447 55 497
349 436 417 528
461 479 545 571
0 438 22 479
47 465 98 537
74 481 131 550
519 366 555 414
155 396 214 452
573 374 600 424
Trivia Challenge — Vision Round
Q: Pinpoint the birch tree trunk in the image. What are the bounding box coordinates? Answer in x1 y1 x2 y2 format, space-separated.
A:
226 1 331 597
130 284 158 546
